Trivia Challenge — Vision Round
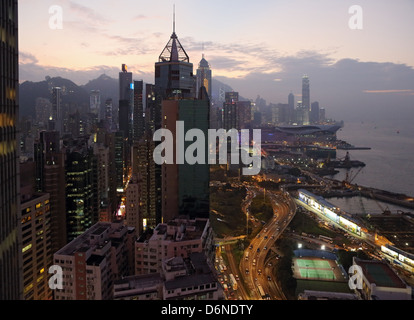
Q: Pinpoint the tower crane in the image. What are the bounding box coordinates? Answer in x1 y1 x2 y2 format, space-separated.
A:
342 166 363 189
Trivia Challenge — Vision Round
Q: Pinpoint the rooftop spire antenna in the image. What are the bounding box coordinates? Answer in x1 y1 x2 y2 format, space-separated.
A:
173 4 176 34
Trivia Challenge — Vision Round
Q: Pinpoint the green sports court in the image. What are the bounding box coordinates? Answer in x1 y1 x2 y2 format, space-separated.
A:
293 257 345 281
296 259 331 269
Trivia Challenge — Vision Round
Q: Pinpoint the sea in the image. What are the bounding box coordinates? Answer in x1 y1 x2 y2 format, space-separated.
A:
324 119 414 215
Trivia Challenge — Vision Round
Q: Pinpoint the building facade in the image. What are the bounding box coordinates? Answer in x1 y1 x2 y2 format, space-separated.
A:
0 0 22 300
135 217 214 275
53 221 135 300
351 257 412 300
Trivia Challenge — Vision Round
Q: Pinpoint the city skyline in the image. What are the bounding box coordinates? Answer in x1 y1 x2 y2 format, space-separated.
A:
2 0 414 303
18 0 414 122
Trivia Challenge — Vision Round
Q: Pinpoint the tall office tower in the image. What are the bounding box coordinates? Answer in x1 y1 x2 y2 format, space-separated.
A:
144 83 160 133
272 103 289 125
65 144 99 242
0 0 22 300
34 131 67 253
196 54 212 99
310 101 320 124
20 161 52 300
125 174 143 235
237 101 252 130
104 98 113 132
288 92 295 123
119 64 133 138
34 131 60 192
161 95 210 223
302 75 310 111
319 107 326 122
302 75 310 125
155 20 194 100
223 92 239 130
44 152 67 254
118 65 133 178
53 221 135 300
133 80 145 143
89 90 101 121
51 87 62 132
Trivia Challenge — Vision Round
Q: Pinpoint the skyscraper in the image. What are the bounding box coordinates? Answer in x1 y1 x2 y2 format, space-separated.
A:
119 64 133 139
89 90 101 121
223 92 239 130
65 142 99 242
133 80 145 143
156 16 210 223
0 0 22 300
51 87 62 132
288 92 295 124
155 17 194 100
310 101 320 124
302 75 310 111
196 54 212 99
20 161 52 300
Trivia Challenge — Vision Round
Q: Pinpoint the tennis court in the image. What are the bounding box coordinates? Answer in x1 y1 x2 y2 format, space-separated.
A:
298 268 335 280
293 257 344 282
296 259 331 269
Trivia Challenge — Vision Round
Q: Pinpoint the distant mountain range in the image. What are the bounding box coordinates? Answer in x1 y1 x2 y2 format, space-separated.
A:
19 74 240 118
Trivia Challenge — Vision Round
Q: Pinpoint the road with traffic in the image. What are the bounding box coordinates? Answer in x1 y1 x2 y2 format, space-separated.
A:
239 188 297 300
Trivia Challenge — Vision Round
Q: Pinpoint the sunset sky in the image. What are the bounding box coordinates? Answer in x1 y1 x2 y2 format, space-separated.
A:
18 0 414 121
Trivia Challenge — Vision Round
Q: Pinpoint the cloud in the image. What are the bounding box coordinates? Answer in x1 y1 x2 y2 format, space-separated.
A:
363 89 414 94
68 1 112 25
19 52 39 64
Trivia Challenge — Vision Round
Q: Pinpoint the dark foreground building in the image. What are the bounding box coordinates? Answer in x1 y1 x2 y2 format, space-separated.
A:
0 0 22 299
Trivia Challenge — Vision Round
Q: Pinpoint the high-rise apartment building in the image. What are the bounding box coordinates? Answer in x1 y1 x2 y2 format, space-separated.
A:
0 0 22 300
135 217 214 275
125 174 143 235
131 136 158 229
20 161 52 300
53 221 135 300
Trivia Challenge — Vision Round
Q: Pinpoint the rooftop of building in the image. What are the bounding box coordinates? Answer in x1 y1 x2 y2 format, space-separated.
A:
113 273 163 298
55 221 127 257
299 290 359 300
366 215 414 255
139 217 208 243
354 258 407 288
164 272 216 291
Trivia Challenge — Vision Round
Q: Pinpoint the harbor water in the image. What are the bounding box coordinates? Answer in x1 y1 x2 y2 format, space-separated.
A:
325 120 414 215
